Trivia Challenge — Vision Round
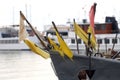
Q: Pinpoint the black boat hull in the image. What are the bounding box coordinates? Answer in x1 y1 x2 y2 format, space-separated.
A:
50 51 120 80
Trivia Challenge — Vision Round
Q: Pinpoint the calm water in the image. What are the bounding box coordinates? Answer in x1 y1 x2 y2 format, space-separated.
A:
0 51 58 80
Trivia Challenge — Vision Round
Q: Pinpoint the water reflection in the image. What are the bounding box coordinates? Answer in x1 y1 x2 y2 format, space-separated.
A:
0 51 58 80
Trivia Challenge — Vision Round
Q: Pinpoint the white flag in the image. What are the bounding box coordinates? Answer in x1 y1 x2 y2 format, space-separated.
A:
19 11 28 41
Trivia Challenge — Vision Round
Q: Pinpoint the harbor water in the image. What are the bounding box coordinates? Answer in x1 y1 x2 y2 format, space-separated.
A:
0 51 58 80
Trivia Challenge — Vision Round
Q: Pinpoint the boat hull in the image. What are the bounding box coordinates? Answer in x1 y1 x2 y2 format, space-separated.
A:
50 51 120 80
0 43 30 51
0 36 40 51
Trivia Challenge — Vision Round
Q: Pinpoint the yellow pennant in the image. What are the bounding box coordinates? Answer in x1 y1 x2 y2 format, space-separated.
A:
74 21 88 44
55 31 73 60
87 26 96 50
24 39 50 59
48 37 64 57
74 21 96 50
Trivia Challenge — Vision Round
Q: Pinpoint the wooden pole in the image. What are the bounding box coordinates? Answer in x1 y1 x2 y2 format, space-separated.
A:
20 11 49 51
52 21 64 40
111 33 118 52
73 19 80 54
104 38 108 54
87 33 91 70
75 34 80 54
97 43 100 53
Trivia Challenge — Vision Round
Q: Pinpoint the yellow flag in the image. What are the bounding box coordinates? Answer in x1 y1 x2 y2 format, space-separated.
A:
19 12 28 41
74 21 96 49
74 21 88 44
87 26 96 49
48 37 64 57
55 30 73 60
52 22 73 59
24 39 50 59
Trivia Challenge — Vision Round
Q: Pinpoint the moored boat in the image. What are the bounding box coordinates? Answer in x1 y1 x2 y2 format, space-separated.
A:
47 17 120 80
0 25 40 50
44 16 120 55
44 3 120 80
50 50 120 80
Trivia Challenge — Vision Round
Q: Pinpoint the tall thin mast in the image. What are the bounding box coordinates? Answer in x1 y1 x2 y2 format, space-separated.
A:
12 7 15 26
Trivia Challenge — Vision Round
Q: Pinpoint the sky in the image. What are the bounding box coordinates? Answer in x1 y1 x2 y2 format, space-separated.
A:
0 0 120 31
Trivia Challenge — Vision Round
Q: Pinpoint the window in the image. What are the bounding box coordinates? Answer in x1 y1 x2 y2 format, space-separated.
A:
97 39 102 44
104 38 109 44
101 24 106 30
112 38 117 44
95 24 101 30
71 39 75 44
77 39 81 44
60 32 68 36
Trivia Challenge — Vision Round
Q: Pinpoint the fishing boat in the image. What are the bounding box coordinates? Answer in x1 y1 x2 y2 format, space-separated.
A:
50 50 120 80
17 3 120 80
44 15 120 80
0 25 40 50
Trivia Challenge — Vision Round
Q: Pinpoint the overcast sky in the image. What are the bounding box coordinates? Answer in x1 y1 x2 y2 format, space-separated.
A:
0 0 120 31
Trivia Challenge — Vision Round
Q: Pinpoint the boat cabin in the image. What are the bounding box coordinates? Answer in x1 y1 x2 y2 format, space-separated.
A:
70 16 119 34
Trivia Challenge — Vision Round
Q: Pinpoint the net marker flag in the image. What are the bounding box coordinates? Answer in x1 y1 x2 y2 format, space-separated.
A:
19 11 50 59
52 21 73 60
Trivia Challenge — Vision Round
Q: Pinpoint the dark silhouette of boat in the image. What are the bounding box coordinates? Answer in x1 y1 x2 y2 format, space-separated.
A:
48 16 120 80
50 50 120 80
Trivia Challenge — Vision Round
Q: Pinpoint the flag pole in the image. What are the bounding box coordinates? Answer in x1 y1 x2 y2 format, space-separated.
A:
87 33 91 69
86 33 94 80
52 21 73 60
111 33 118 52
20 11 49 51
73 19 80 54
86 3 97 79
52 21 64 40
110 33 118 58
97 41 100 53
52 22 59 34
104 38 108 54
